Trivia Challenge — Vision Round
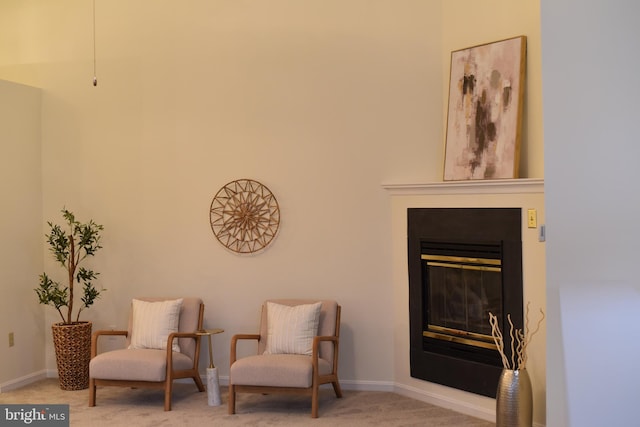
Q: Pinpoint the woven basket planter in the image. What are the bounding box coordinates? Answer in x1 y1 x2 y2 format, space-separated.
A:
52 321 92 390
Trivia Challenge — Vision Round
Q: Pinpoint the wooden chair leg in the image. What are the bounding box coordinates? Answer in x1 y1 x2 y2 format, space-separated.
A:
88 379 96 407
332 380 343 398
311 383 319 418
164 381 172 411
193 374 205 392
228 384 236 414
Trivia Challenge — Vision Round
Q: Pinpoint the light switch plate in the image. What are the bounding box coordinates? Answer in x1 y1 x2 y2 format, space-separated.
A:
527 209 537 228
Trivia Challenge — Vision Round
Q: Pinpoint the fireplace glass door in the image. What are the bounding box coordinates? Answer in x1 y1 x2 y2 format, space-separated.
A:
422 254 502 350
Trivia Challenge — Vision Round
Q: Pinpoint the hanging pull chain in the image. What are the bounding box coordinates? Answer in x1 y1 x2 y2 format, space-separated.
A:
92 0 97 86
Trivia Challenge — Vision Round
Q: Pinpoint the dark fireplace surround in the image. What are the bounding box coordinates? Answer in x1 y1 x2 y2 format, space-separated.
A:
408 207 523 398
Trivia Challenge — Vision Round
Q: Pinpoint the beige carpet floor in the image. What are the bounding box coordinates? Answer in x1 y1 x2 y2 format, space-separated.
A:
0 379 495 426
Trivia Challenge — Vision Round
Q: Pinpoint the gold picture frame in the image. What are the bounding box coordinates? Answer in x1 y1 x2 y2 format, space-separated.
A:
443 36 527 181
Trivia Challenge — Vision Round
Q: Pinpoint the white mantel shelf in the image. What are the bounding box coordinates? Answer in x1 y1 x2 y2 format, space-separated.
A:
381 178 544 195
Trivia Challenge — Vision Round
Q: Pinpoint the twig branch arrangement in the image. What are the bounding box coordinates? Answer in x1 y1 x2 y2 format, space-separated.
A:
489 302 544 370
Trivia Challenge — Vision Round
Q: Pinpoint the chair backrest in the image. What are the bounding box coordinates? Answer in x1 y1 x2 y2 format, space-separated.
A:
258 299 339 365
126 297 203 360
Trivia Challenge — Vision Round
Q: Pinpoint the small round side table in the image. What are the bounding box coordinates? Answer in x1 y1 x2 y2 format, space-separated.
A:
196 328 224 406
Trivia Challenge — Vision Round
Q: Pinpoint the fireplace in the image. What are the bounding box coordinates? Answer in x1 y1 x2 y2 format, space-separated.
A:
408 208 523 397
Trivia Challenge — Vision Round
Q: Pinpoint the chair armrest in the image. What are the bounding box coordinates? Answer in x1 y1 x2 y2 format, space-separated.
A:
91 330 128 358
312 335 339 373
165 331 202 361
169 331 200 340
312 335 338 354
230 334 260 364
167 331 200 350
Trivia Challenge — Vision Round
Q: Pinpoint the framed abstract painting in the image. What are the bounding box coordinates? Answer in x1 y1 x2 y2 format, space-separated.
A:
443 36 526 181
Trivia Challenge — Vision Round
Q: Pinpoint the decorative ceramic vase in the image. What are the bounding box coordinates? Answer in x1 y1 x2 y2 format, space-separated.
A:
496 368 533 427
51 321 92 390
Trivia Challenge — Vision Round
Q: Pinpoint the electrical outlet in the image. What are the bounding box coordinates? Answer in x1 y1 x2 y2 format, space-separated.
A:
9 332 14 347
527 209 537 228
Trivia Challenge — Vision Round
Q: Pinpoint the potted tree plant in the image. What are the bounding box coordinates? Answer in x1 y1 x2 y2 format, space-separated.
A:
35 208 106 390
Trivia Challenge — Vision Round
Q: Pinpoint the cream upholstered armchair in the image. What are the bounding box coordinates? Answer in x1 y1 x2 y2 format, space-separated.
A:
89 297 205 411
228 299 342 418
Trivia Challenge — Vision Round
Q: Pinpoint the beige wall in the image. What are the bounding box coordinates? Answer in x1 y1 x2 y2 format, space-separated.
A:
0 79 44 388
0 1 545 423
0 0 441 387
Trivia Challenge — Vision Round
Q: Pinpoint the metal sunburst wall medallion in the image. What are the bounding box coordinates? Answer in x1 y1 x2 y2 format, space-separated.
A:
209 179 280 254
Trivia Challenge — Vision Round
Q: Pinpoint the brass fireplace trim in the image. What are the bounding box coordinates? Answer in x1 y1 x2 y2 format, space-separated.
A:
421 254 501 265
421 254 501 272
429 324 495 342
423 327 498 350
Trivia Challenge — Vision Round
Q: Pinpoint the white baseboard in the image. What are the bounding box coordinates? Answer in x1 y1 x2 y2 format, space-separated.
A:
339 378 395 392
211 374 394 392
392 383 545 427
393 382 494 423
0 370 48 393
208 375 395 392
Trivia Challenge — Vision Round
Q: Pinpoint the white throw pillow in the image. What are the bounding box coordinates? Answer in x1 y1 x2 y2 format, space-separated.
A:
264 301 322 356
128 298 183 352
